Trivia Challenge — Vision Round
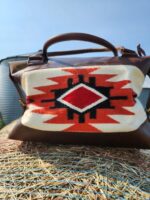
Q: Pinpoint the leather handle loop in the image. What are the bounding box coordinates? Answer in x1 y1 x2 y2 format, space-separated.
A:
43 32 118 61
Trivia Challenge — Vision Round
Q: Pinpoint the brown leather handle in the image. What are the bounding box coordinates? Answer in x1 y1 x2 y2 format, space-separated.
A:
43 32 118 61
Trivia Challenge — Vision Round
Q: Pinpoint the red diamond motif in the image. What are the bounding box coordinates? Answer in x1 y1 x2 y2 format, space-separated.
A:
57 83 107 113
63 86 101 109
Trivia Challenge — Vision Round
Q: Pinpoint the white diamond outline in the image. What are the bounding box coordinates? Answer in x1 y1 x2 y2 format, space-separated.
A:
57 83 108 113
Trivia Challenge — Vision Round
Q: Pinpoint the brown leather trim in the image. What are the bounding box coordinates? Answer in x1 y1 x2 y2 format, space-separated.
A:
8 119 150 149
28 46 139 66
10 56 150 84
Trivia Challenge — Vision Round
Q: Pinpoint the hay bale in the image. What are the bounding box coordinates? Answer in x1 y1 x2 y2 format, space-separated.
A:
0 121 150 200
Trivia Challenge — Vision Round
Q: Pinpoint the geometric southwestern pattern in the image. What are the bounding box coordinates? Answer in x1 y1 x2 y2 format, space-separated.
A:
21 65 147 132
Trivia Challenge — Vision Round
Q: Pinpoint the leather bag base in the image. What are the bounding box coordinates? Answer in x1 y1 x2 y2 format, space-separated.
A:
8 119 150 149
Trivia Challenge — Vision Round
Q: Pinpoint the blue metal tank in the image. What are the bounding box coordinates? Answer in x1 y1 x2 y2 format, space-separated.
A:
0 56 28 126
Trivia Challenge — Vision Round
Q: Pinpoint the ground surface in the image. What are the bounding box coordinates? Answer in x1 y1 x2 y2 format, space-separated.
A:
0 121 149 200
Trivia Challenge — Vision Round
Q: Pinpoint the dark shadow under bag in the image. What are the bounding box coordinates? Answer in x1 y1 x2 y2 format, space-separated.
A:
8 33 150 148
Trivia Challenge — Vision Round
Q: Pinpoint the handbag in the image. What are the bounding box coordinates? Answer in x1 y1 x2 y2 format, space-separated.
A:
8 33 150 148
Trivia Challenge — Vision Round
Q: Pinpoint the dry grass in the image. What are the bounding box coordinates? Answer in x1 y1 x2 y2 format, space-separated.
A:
0 121 150 200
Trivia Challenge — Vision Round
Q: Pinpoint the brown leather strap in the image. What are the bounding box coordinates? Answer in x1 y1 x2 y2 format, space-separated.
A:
43 32 118 61
47 47 111 57
46 47 139 57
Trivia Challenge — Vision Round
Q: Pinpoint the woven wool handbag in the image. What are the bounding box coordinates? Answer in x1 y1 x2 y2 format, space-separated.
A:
8 33 150 148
